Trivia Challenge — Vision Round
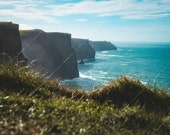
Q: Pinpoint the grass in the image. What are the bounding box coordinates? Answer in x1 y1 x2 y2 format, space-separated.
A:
89 77 170 113
0 63 170 134
0 22 14 25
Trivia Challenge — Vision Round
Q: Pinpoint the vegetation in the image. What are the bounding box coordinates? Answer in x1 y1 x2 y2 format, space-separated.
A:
0 63 170 135
0 22 14 25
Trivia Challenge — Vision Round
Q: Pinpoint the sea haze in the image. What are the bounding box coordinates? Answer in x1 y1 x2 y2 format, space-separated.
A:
62 43 170 91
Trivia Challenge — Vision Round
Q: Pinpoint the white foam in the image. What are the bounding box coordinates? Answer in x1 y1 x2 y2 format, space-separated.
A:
101 51 109 53
110 55 123 57
99 71 107 75
140 80 148 85
96 53 123 58
79 72 96 80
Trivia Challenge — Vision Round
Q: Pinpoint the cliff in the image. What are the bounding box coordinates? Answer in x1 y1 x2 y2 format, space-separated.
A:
20 29 79 80
0 22 26 63
71 38 95 60
90 41 117 51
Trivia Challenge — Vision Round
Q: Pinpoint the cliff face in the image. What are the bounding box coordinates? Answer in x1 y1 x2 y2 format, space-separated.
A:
90 41 117 51
71 38 95 60
20 29 79 80
0 22 26 63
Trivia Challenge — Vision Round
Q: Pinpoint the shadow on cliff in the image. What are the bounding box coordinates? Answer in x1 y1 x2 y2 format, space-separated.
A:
20 29 79 80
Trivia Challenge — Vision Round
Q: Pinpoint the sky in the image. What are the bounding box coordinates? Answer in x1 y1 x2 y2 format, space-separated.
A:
0 0 170 43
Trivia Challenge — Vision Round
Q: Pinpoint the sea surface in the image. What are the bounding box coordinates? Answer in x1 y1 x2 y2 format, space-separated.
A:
62 42 170 91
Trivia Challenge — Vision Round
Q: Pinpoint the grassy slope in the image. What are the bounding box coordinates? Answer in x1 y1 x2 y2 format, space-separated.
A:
0 64 170 135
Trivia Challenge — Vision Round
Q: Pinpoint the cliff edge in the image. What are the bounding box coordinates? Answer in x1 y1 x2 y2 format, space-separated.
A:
20 29 79 80
0 22 26 63
90 41 117 51
71 38 95 60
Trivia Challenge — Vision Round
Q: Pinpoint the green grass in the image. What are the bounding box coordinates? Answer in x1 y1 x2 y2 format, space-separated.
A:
89 77 170 113
0 63 170 134
0 22 14 25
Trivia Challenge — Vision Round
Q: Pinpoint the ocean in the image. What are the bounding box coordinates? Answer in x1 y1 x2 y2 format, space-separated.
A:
62 42 170 91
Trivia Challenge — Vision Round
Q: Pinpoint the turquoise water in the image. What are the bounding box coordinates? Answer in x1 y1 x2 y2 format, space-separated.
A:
63 43 170 91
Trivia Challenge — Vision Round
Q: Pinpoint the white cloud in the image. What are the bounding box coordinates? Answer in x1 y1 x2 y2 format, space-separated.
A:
19 23 33 30
47 0 170 19
0 0 170 22
77 18 87 22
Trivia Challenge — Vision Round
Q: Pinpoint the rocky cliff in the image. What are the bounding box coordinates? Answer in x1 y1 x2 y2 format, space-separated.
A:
20 29 79 80
71 38 95 60
0 22 26 63
90 41 117 51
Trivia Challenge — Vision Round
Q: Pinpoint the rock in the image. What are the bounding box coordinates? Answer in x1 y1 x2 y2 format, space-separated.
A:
79 59 84 64
0 22 26 64
20 29 79 80
90 41 117 51
71 38 95 60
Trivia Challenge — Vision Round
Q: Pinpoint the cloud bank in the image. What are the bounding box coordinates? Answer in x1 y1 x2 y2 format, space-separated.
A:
0 0 170 22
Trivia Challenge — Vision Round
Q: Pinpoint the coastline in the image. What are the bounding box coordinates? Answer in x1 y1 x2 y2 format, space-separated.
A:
62 44 170 91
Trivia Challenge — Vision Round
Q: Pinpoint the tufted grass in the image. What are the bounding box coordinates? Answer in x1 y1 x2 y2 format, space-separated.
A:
89 76 170 113
0 63 170 134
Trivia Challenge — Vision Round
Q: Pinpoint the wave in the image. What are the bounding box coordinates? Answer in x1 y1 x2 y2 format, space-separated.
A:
79 73 96 80
98 71 107 75
70 46 170 91
96 54 123 58
101 51 109 53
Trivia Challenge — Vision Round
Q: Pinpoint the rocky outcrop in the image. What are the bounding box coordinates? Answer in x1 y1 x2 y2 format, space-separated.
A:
0 22 26 64
20 29 79 80
90 41 117 51
71 38 95 60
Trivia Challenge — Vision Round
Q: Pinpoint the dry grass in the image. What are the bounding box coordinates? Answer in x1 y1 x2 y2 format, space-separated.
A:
0 63 170 134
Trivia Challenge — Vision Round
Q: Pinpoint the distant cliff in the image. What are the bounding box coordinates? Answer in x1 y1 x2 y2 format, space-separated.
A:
71 38 95 60
90 41 117 51
0 22 26 63
20 29 79 80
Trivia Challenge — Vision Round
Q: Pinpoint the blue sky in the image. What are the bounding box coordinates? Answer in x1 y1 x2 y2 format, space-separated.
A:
0 0 170 42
